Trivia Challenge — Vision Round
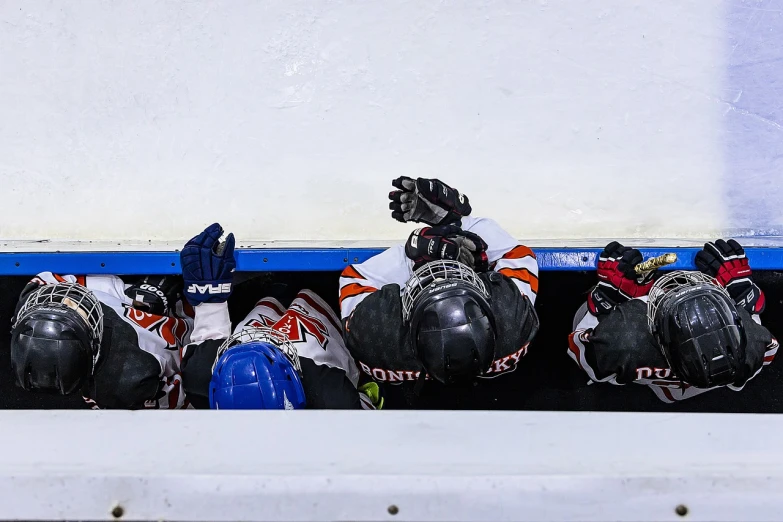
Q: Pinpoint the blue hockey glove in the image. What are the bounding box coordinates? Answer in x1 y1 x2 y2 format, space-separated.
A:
181 223 236 305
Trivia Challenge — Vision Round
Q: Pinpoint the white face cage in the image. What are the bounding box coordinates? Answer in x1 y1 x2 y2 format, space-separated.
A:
12 283 104 370
212 327 302 375
401 260 489 322
647 270 730 333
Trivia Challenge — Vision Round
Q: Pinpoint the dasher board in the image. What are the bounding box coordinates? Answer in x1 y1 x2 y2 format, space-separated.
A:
0 239 782 274
0 410 780 522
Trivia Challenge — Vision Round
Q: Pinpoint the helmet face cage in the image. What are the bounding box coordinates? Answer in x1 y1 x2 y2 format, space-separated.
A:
647 271 729 334
213 327 302 375
13 283 104 370
402 260 490 322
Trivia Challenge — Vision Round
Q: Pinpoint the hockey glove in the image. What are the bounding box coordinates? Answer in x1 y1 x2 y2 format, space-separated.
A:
405 225 489 272
181 223 236 306
389 177 472 226
358 381 385 410
695 239 765 314
588 241 654 316
124 275 183 316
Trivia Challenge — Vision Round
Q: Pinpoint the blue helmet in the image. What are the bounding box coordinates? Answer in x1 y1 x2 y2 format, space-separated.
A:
209 330 306 410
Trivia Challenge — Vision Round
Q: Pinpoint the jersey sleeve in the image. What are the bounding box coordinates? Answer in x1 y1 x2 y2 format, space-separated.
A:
23 272 129 303
726 308 779 391
339 245 411 319
188 302 232 345
181 337 223 409
461 217 539 305
299 358 362 409
568 299 664 385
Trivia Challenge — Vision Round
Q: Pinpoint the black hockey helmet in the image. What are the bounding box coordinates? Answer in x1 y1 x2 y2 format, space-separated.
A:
11 283 104 395
648 271 745 388
402 260 496 384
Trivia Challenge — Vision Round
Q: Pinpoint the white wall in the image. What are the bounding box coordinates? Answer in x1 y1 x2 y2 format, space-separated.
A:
2 410 783 521
0 1 764 242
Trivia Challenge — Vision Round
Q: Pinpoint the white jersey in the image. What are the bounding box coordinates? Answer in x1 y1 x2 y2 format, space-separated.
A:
569 297 778 403
339 216 539 319
233 290 360 386
28 272 192 409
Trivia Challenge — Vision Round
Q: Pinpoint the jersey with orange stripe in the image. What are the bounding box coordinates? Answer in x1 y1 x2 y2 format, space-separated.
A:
339 216 539 319
17 272 192 409
181 289 370 409
568 298 778 403
340 217 539 395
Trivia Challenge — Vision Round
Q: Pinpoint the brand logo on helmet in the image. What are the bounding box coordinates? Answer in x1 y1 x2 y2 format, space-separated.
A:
137 284 168 309
429 282 457 294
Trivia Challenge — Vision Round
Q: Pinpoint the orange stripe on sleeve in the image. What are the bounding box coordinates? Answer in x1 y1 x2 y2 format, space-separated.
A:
339 283 376 304
498 267 539 294
502 245 536 260
341 265 365 280
53 274 67 283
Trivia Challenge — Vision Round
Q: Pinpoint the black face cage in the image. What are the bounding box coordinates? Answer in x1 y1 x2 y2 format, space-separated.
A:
12 283 104 371
401 260 490 323
212 327 302 375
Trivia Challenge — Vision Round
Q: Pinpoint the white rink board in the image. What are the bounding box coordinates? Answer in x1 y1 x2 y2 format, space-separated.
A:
1 410 783 522
2 0 766 243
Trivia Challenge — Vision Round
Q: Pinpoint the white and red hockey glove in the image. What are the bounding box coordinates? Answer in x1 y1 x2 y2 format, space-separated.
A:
695 239 765 314
588 241 654 316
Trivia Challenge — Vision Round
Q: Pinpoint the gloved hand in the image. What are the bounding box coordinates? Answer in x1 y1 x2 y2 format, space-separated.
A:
180 223 236 306
358 381 384 410
695 239 765 314
588 241 654 316
405 225 489 272
389 177 472 226
124 275 183 316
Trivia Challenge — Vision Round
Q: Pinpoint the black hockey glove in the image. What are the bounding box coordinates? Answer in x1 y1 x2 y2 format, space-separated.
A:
405 225 489 272
124 275 183 316
389 177 471 226
588 241 655 316
695 239 765 314
181 223 236 306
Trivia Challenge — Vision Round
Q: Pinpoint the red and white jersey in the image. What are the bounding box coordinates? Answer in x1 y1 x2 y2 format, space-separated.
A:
234 290 361 386
569 297 778 403
339 216 539 319
27 272 192 409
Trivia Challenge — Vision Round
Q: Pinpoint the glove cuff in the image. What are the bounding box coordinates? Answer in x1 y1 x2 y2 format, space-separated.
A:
184 278 233 305
727 279 765 315
588 283 621 316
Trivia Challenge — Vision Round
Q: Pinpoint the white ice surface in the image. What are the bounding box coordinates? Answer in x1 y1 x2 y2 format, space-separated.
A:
0 1 729 242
